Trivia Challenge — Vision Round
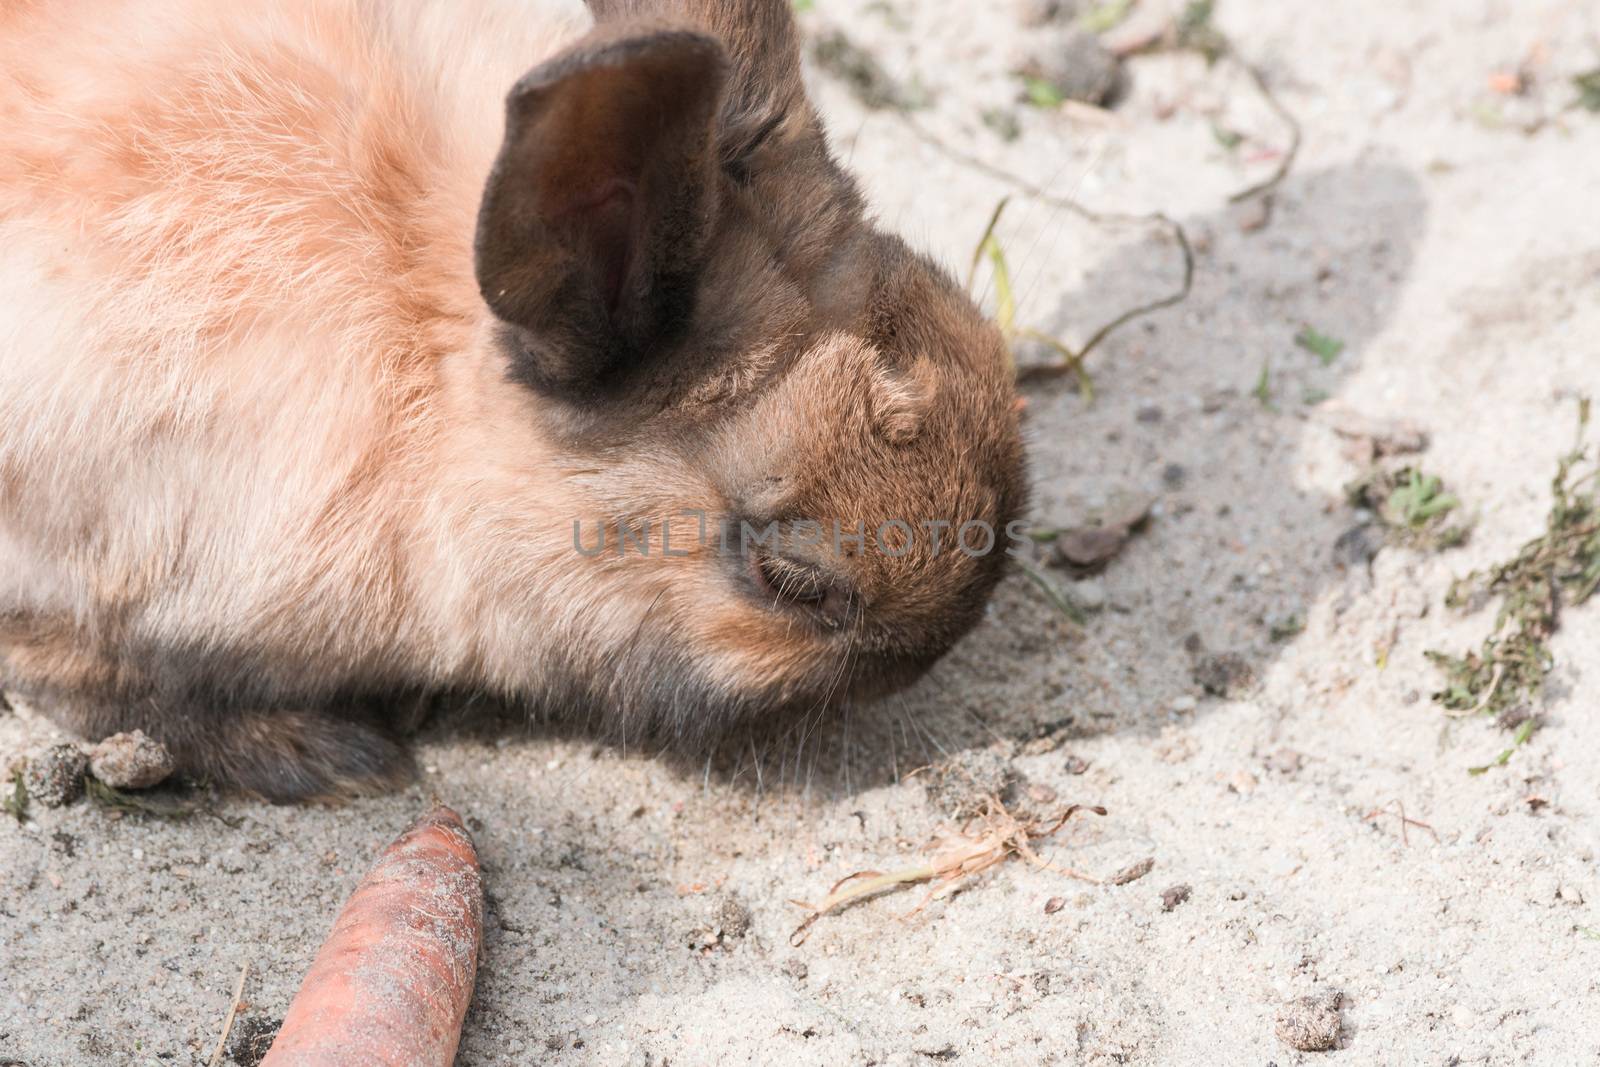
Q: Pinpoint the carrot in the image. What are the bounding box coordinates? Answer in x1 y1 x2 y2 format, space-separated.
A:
262 806 484 1067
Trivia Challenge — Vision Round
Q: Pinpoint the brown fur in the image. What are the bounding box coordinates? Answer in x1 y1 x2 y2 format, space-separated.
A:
0 0 1026 800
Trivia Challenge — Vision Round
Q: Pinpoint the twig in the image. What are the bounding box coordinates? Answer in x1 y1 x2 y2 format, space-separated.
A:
1445 662 1506 719
790 799 1106 945
1017 329 1096 398
1228 60 1303 204
900 113 1195 382
207 961 251 1067
1016 214 1192 387
1362 800 1438 847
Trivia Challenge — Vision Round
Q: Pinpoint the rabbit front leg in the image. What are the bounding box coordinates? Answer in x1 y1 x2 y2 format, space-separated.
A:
0 615 414 802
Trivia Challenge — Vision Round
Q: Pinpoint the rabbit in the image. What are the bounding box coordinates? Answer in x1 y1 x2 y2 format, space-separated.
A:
0 0 1026 801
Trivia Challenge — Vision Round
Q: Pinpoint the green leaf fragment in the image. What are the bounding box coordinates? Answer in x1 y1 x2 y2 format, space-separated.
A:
1428 399 1600 773
1468 717 1538 776
986 235 1017 334
1295 325 1346 365
1573 69 1600 113
1388 470 1459 527
1211 122 1244 151
1023 76 1065 109
2 771 28 823
1252 361 1274 409
1080 0 1133 34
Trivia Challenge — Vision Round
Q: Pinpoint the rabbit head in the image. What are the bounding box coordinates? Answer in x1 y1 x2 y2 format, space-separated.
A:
461 0 1027 741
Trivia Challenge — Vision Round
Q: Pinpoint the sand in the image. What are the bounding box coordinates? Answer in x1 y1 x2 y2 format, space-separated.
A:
4 0 1600 1062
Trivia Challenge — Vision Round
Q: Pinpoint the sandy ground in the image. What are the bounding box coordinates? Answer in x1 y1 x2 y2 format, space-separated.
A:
5 0 1600 1063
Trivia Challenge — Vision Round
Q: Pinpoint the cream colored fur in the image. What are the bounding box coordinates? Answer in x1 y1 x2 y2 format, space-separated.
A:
0 0 712 700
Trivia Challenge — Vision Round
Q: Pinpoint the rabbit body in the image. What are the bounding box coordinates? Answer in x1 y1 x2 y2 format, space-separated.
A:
0 0 1025 798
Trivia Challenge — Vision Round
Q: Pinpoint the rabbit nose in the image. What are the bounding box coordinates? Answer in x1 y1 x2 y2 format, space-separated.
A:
751 552 855 629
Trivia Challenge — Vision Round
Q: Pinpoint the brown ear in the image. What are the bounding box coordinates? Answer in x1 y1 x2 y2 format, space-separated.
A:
474 27 729 399
586 0 807 156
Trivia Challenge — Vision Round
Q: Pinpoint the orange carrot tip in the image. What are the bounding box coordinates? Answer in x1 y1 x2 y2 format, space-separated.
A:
262 805 484 1067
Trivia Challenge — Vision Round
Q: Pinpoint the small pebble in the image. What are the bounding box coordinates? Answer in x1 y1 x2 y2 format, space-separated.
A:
1192 653 1254 697
88 730 174 790
1275 990 1344 1051
1026 782 1058 805
1052 526 1127 569
25 745 88 808
1111 857 1155 886
1265 748 1304 775
1015 27 1122 105
714 895 752 940
1071 577 1108 613
1228 771 1259 796
225 1015 281 1067
1332 524 1384 569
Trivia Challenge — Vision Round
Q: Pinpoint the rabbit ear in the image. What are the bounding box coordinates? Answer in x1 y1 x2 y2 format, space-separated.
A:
474 27 729 399
586 1 807 149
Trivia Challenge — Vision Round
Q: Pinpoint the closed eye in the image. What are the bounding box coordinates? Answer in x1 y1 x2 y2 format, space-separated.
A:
747 549 857 631
722 111 785 185
755 553 829 606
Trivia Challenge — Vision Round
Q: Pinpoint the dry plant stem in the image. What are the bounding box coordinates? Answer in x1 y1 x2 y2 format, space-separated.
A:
206 961 251 1067
1447 661 1506 718
966 195 1013 293
1227 60 1303 204
1017 329 1098 398
1362 800 1439 847
900 113 1195 383
790 801 1106 945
